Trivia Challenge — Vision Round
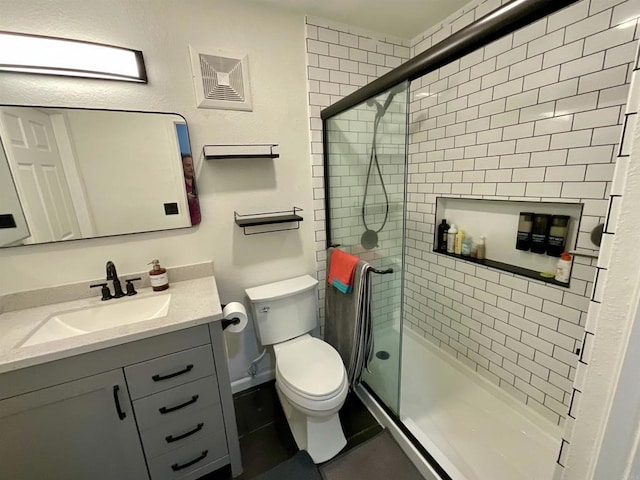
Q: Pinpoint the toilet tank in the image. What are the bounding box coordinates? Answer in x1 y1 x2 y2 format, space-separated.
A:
245 275 319 346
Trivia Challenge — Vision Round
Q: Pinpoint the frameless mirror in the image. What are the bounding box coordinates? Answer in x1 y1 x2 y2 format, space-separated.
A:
0 107 200 247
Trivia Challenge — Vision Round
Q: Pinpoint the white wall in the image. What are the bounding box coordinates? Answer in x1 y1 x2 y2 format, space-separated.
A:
0 0 315 386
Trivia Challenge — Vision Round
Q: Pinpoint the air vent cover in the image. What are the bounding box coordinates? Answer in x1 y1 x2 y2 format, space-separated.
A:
189 47 252 111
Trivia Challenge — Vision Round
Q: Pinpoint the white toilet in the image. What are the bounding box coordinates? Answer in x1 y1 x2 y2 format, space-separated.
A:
245 274 349 463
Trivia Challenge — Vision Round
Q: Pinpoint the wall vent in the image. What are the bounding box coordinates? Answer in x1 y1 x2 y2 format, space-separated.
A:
189 47 252 111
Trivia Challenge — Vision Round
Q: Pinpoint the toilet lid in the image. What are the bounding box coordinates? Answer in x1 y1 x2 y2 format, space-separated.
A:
276 337 346 398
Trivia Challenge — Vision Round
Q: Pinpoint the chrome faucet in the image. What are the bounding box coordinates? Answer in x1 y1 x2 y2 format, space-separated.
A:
106 261 125 298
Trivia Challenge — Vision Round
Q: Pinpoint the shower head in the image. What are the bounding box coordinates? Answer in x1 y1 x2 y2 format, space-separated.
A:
381 83 406 115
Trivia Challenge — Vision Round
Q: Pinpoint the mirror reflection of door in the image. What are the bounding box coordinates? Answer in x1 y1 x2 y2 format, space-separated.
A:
0 143 29 247
0 107 82 244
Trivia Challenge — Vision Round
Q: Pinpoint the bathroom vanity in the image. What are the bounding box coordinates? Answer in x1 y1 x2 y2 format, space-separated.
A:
0 270 242 480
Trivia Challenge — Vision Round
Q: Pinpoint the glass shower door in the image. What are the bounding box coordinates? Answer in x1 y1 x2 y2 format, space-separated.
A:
324 82 408 414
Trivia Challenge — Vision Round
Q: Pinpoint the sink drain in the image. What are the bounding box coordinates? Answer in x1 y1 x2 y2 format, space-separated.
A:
376 350 390 360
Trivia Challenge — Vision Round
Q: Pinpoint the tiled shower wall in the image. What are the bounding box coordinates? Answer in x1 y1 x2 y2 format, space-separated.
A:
405 0 640 425
304 16 410 327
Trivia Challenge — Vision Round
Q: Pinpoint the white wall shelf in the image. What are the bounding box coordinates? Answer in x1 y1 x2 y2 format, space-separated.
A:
435 197 584 286
203 144 279 160
234 207 302 235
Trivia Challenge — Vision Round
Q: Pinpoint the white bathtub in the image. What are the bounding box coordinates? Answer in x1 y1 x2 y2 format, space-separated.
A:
362 327 562 480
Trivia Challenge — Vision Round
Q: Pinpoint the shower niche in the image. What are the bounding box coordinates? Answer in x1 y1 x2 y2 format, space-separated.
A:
434 197 584 286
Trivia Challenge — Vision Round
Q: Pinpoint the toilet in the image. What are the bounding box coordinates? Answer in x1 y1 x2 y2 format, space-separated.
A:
245 275 348 463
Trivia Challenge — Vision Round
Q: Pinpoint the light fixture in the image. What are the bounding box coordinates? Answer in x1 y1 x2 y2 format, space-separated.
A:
0 31 147 83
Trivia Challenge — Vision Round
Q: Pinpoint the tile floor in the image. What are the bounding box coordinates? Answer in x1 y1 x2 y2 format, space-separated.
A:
203 381 382 479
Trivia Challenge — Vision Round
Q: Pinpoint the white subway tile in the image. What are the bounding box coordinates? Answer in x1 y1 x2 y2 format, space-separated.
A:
500 153 531 168
612 0 640 26
481 67 510 89
526 182 563 197
556 92 599 115
493 78 524 100
546 165 587 182
573 106 621 130
471 57 498 80
472 183 497 195
480 99 508 118
566 10 612 44
504 122 535 140
598 84 630 108
468 88 494 107
488 140 517 156
497 44 528 69
486 169 513 182
590 0 627 15
539 78 580 103
307 39 329 55
548 1 590 32
529 30 565 58
585 163 615 181
543 41 585 70
318 27 339 43
485 35 514 60
516 135 551 153
550 130 593 149
531 149 568 167
513 167 546 182
578 65 628 94
491 110 520 128
593 125 624 145
567 145 615 164
513 18 547 47
523 66 560 91
584 19 636 55
506 90 539 111
521 102 556 122
474 155 500 169
510 55 544 81
534 115 574 136
562 182 607 199
559 52 606 81
604 41 638 68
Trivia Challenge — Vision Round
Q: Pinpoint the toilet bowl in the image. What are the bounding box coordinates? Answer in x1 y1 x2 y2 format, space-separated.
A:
245 275 349 463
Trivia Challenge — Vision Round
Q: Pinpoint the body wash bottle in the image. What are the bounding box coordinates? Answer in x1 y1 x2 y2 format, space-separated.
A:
454 229 464 255
447 224 457 254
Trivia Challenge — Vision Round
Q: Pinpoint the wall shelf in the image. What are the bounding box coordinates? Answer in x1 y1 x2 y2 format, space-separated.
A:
435 197 583 286
234 207 303 235
203 144 279 160
433 250 571 288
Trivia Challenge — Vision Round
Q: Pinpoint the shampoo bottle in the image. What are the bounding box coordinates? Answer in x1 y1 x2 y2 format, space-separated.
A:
477 235 486 260
148 259 169 291
447 224 457 254
437 219 450 252
454 229 464 255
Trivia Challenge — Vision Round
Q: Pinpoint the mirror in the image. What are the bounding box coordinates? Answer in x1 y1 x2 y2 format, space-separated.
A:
0 106 200 247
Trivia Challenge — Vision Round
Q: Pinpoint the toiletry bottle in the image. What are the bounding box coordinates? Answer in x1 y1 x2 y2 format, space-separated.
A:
555 252 572 283
547 215 570 257
454 229 464 255
477 235 486 260
462 236 472 256
447 224 457 254
437 219 450 252
530 214 551 254
516 212 534 251
148 259 169 291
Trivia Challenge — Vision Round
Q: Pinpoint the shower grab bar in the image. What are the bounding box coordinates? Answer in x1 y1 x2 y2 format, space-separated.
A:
328 244 394 275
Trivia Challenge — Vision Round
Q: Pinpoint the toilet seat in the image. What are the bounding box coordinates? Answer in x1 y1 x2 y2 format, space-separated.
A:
275 336 347 407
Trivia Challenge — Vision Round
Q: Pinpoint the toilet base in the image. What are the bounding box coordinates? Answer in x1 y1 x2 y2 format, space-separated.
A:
276 384 347 463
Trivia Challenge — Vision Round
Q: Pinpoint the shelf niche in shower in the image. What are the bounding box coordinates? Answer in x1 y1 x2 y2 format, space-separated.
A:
434 197 584 287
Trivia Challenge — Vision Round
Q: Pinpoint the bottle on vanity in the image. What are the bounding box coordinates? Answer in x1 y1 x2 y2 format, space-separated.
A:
148 259 170 291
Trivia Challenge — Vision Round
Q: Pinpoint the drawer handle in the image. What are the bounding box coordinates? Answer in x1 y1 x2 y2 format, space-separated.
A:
171 450 208 472
152 364 194 382
112 385 126 420
159 395 199 414
165 422 204 443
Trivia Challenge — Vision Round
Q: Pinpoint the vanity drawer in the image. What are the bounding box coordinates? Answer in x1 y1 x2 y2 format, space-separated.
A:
140 401 225 459
134 375 220 430
147 433 228 480
125 345 215 399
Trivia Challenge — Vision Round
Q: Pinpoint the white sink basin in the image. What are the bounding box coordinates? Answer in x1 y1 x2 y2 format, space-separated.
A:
21 294 172 347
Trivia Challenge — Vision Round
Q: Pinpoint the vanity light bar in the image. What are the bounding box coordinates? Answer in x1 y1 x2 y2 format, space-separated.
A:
0 31 147 83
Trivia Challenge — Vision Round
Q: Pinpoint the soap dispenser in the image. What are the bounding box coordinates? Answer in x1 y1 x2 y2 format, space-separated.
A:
148 259 169 291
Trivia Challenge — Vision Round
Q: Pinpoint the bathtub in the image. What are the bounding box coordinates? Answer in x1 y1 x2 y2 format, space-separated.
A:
361 327 562 480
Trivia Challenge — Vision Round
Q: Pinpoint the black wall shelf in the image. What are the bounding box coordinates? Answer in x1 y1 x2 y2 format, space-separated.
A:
234 207 303 235
433 250 571 288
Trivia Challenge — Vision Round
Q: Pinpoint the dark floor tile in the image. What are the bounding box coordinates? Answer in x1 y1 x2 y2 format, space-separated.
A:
340 391 379 442
234 381 282 437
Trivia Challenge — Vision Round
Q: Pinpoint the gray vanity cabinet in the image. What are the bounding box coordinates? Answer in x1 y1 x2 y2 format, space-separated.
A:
0 368 149 480
0 322 242 480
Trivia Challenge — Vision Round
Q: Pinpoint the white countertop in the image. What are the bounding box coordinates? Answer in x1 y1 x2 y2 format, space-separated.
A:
0 275 223 375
